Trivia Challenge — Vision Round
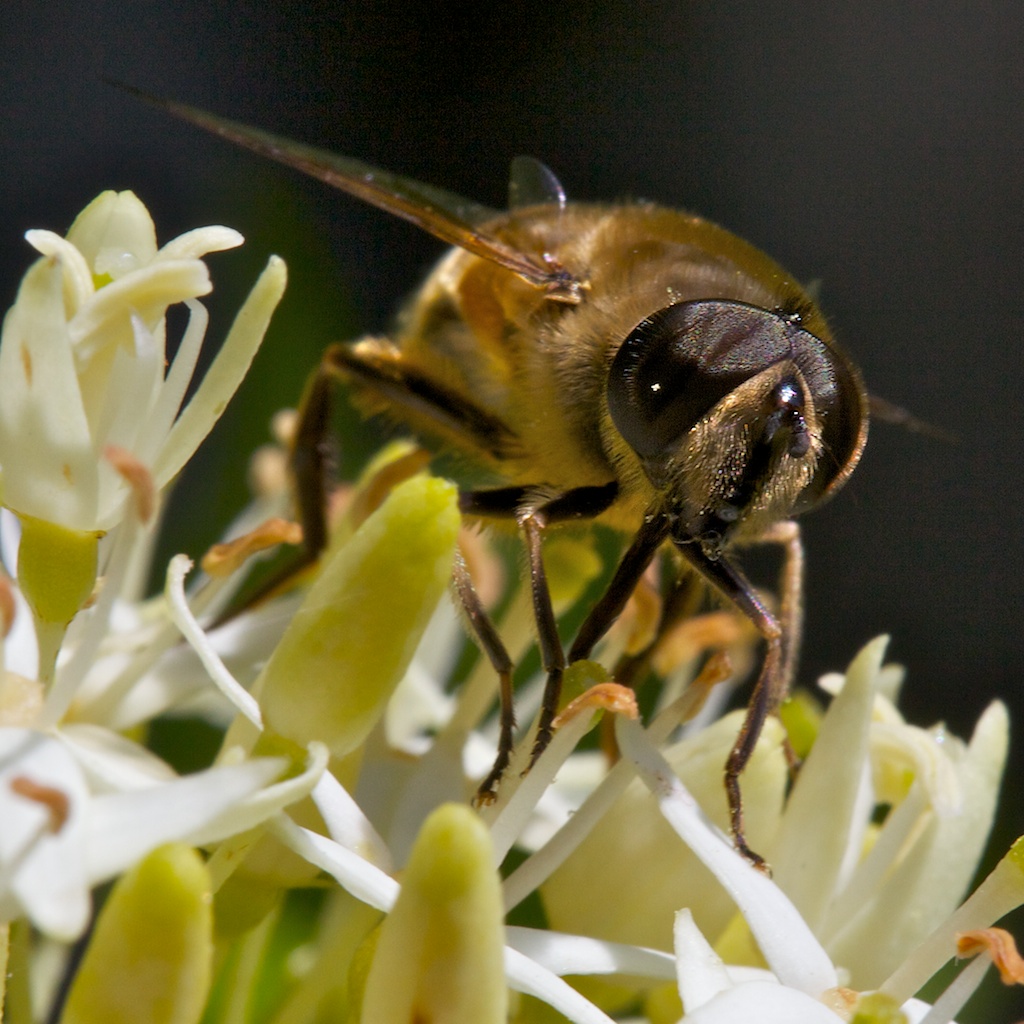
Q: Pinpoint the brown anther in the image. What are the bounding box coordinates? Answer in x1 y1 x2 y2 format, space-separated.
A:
681 650 734 722
552 682 638 729
957 928 1024 985
104 444 156 524
201 517 304 577
0 574 16 637
10 775 70 833
612 573 662 656
651 610 752 677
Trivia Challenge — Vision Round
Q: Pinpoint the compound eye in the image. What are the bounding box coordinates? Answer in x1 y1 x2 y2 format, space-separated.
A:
607 300 798 462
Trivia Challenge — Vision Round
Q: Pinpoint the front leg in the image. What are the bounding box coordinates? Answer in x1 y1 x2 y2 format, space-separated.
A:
519 509 565 764
452 551 516 801
458 482 617 793
673 538 789 872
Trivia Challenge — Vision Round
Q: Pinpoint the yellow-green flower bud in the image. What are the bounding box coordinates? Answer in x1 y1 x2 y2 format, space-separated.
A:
259 475 459 757
60 844 212 1024
360 803 507 1024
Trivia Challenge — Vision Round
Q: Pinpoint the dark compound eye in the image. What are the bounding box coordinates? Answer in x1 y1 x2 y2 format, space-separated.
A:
607 300 801 461
606 299 867 510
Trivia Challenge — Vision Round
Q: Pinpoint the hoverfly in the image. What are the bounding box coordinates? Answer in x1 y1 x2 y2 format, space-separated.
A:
139 90 870 867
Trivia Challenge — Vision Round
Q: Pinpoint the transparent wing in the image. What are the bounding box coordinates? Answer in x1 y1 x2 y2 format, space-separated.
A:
508 155 567 210
115 82 580 296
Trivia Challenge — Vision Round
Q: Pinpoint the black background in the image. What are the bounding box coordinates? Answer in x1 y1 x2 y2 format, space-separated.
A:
3 2 1022 1018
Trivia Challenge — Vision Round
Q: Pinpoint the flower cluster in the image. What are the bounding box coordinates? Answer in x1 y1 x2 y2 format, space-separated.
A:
0 192 309 947
0 194 1021 1024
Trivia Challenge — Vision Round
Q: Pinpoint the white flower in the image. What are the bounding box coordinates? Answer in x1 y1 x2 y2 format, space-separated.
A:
0 193 321 947
0 190 285 534
242 550 1020 1024
0 719 323 940
0 191 286 690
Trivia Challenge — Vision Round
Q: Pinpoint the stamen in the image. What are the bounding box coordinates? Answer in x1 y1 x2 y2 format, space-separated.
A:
201 517 303 577
103 445 155 524
9 775 70 832
956 927 1024 985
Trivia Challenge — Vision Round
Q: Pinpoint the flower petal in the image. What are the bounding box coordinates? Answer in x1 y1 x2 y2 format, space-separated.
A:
270 816 399 912
614 715 838 996
0 729 91 939
63 190 158 275
771 636 887 931
69 258 211 360
311 770 393 872
152 256 286 488
23 230 94 314
188 742 327 844
84 756 288 882
0 258 97 527
157 225 244 260
674 908 733 1010
134 300 208 465
827 700 1009 988
880 834 1024 1006
506 924 675 980
542 710 786 950
57 723 177 790
502 945 618 1024
164 554 262 728
680 980 843 1023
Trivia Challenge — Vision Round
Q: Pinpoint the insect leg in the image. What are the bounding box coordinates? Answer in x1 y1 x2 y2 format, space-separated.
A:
744 519 804 704
522 484 622 764
672 541 787 871
520 511 567 763
565 516 676 766
290 362 335 563
324 342 520 461
459 482 619 782
734 520 805 775
566 513 671 665
451 551 517 802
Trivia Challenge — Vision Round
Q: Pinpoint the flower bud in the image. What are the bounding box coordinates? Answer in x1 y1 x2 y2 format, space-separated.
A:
259 475 459 757
60 844 212 1024
360 803 507 1024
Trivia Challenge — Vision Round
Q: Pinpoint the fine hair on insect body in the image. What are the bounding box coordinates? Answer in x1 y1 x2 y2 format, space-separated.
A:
125 85 873 869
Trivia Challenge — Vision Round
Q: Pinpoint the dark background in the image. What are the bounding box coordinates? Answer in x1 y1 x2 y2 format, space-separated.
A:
3 2 1022 1018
